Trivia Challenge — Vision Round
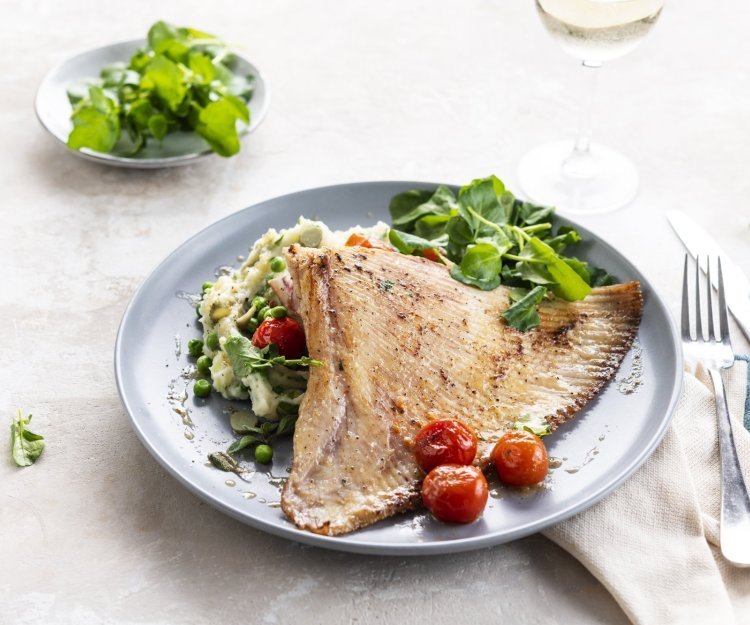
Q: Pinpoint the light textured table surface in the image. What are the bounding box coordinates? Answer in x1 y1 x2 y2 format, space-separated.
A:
3 0 750 623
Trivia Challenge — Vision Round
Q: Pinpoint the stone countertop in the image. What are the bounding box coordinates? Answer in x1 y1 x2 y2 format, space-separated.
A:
3 0 749 623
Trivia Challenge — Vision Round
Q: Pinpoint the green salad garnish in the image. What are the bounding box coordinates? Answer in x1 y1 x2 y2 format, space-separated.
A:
67 20 254 157
388 175 613 331
10 410 45 467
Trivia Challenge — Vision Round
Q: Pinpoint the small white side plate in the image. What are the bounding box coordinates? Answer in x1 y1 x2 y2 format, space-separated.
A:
35 39 269 169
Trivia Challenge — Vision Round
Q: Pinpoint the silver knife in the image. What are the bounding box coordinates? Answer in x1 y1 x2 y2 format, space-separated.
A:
667 210 750 342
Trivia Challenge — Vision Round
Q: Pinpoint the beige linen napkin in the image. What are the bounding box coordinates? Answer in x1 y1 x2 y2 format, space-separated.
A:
544 359 750 625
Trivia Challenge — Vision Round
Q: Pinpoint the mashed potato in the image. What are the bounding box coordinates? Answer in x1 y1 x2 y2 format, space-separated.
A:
197 218 389 418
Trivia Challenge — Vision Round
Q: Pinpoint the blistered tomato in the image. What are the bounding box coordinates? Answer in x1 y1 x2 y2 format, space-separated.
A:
252 317 307 359
421 464 488 524
491 430 549 487
414 419 477 473
345 233 393 251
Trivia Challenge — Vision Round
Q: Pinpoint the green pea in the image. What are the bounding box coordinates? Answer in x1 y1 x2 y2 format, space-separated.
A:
270 257 286 273
202 281 214 292
193 379 211 398
255 444 273 464
267 306 287 319
196 303 202 318
256 306 269 320
196 355 212 375
251 295 266 310
205 332 220 351
245 318 259 334
187 338 204 358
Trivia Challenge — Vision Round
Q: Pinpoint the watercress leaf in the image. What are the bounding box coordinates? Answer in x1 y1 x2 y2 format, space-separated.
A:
451 264 500 290
513 414 551 437
388 229 439 254
506 286 531 303
148 114 168 141
189 52 215 83
446 214 475 247
128 98 159 128
195 95 249 157
527 237 592 301
148 20 184 50
226 435 259 454
458 176 506 231
224 335 265 379
516 261 555 285
67 78 100 105
390 185 457 229
515 200 555 225
501 192 519 225
129 50 152 72
100 62 140 89
501 286 547 331
546 227 582 253
276 413 298 436
589 266 615 287
141 54 187 111
413 214 451 240
229 410 259 434
389 189 438 229
67 87 120 152
476 226 512 254
10 411 45 467
450 242 503 290
563 256 591 285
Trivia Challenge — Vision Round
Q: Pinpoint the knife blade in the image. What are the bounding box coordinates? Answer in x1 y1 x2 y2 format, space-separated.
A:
667 210 750 342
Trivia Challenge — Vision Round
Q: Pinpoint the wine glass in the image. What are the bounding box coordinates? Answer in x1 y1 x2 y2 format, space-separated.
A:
517 0 664 214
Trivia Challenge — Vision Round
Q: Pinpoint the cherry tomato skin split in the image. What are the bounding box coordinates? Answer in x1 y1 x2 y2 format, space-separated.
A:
421 464 489 524
491 430 549 487
344 233 393 251
414 419 478 473
252 317 307 359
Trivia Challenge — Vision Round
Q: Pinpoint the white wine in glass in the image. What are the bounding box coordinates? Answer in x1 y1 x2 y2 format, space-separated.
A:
517 0 664 214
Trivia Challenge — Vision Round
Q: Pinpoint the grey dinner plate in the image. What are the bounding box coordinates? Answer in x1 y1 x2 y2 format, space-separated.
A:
114 181 683 555
36 39 269 169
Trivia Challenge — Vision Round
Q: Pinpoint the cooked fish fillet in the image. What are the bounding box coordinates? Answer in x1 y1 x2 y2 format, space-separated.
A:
281 245 642 536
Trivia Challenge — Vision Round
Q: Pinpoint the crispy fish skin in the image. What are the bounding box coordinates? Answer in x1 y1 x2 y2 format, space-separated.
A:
281 245 643 536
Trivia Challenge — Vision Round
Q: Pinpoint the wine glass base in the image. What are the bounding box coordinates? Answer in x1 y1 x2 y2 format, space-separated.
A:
517 141 639 215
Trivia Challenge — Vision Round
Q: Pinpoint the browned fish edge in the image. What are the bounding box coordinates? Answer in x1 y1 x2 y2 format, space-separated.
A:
542 282 643 432
286 487 423 537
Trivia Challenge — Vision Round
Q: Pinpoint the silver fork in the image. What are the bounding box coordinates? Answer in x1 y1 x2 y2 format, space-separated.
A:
682 254 750 567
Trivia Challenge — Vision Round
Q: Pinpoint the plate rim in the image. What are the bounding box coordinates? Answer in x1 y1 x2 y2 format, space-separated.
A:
114 180 683 555
35 38 270 169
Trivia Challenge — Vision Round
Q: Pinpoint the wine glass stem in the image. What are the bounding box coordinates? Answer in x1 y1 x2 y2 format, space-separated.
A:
563 60 602 180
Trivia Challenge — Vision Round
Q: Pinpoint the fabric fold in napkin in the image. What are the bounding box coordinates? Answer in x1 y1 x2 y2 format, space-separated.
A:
543 358 750 625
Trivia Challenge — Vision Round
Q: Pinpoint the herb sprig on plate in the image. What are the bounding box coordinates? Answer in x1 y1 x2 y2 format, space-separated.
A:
67 21 254 157
10 410 45 467
388 175 613 331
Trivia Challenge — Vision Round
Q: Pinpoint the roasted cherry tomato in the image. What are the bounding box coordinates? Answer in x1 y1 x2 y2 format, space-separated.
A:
421 464 488 524
252 317 307 359
491 430 549 487
345 233 393 251
414 419 477 473
419 248 442 263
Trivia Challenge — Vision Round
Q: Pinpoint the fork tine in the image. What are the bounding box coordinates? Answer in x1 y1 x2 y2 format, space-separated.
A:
707 257 715 341
695 254 703 340
681 254 691 341
718 257 730 343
